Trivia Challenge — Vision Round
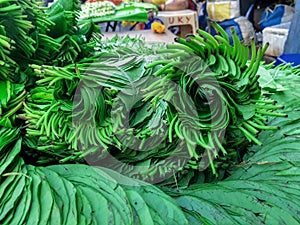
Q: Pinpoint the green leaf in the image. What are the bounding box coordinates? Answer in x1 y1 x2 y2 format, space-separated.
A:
48 164 134 225
7 166 32 225
175 195 238 224
235 77 249 89
74 187 93 225
125 189 155 225
47 11 68 38
131 102 153 127
0 172 26 221
236 104 255 120
0 81 9 108
258 65 284 91
0 138 22 176
101 167 189 225
38 167 78 225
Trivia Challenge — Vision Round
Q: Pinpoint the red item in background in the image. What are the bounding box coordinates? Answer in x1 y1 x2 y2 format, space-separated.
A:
111 0 122 5
136 22 146 30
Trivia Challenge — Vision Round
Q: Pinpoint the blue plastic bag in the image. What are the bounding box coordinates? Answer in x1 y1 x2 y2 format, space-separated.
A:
259 4 294 30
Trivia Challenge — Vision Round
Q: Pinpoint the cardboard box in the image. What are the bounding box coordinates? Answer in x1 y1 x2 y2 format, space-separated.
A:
157 10 198 37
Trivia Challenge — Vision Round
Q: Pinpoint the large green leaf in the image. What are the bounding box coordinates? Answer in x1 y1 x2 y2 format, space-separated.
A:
48 164 132 225
101 167 189 225
0 154 189 225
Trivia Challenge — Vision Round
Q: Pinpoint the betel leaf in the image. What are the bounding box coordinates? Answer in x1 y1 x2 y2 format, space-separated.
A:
0 138 22 176
148 100 167 129
35 168 54 224
12 83 24 96
235 76 249 89
0 117 12 128
25 165 42 225
0 127 19 152
38 167 78 225
0 171 26 222
175 195 239 224
101 167 189 225
41 164 186 225
48 164 133 225
258 65 285 92
0 81 9 108
167 63 300 224
2 1 300 223
74 187 93 225
131 102 153 127
85 6 149 23
77 185 111 224
6 166 32 225
172 179 300 224
124 2 159 11
47 0 77 15
125 189 155 225
236 104 255 120
47 11 68 38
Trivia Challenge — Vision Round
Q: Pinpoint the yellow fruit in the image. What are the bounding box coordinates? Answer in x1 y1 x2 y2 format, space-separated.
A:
151 21 166 34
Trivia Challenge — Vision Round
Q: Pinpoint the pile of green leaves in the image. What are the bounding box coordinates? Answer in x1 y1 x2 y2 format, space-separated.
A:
21 31 286 185
1 63 300 224
0 0 101 80
167 63 300 224
0 130 188 224
0 0 286 185
1 0 300 224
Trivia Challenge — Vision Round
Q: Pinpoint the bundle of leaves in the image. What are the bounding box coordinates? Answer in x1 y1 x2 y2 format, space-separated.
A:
0 0 101 82
1 63 300 224
0 0 289 181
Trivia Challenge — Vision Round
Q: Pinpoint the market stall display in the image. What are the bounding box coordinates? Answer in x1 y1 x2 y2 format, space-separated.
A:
1 0 300 224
